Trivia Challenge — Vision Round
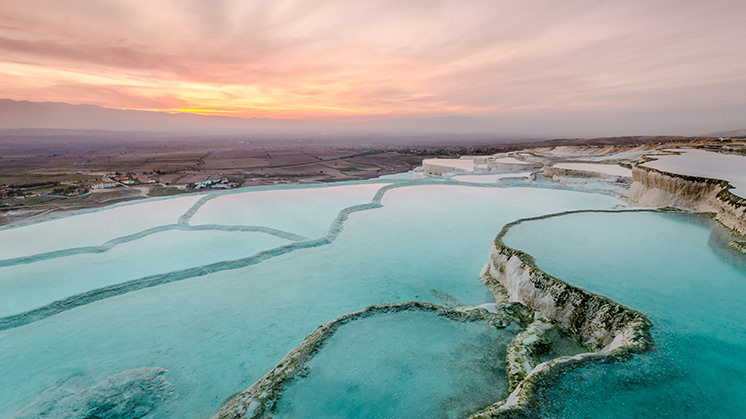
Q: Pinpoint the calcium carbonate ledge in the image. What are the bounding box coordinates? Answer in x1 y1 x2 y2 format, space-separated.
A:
542 164 631 181
0 184 403 330
473 209 658 418
0 224 309 268
1 175 617 268
177 173 624 229
212 301 529 419
0 192 207 231
630 164 746 236
0 179 620 330
0 203 373 331
178 179 396 225
211 209 666 419
504 319 558 392
0 178 396 230
0 178 406 266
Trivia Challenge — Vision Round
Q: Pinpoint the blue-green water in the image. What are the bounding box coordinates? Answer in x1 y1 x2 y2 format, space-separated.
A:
503 211 746 418
189 183 384 238
0 179 621 418
0 194 205 259
274 311 519 419
0 230 289 316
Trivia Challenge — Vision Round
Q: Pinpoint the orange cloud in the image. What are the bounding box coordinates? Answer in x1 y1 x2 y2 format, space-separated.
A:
0 1 744 120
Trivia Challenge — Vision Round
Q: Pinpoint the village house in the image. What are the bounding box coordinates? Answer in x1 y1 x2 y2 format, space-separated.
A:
91 180 120 189
134 174 156 184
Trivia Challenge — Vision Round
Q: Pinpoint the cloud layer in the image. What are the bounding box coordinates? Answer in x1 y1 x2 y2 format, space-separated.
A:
1 0 745 124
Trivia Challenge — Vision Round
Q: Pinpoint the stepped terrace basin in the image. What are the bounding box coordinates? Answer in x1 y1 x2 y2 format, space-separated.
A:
1 170 742 418
275 313 515 418
264 305 521 419
0 176 624 418
502 211 746 417
641 148 746 198
273 310 514 419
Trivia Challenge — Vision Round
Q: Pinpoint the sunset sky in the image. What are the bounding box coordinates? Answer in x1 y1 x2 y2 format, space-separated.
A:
1 0 745 122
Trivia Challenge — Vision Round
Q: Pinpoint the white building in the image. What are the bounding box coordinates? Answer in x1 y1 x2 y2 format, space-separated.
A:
91 181 120 189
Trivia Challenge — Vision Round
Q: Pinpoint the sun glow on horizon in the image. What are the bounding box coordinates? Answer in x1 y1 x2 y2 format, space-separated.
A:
0 1 745 122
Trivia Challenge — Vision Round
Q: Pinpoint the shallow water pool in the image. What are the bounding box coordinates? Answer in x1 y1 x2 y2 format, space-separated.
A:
0 180 623 418
274 311 519 419
503 211 746 418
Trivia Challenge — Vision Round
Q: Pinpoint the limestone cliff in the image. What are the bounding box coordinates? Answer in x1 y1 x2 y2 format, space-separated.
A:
483 240 650 353
629 166 746 235
473 214 653 417
543 165 628 180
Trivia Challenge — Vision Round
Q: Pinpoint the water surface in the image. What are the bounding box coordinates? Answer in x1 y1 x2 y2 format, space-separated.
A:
0 180 622 418
503 211 746 418
274 311 518 419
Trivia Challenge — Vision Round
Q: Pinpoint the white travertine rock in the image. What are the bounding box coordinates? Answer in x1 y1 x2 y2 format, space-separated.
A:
547 163 632 179
422 158 476 174
629 166 746 235
642 149 746 198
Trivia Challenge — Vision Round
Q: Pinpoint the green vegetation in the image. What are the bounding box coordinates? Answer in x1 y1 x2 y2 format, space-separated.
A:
146 186 187 197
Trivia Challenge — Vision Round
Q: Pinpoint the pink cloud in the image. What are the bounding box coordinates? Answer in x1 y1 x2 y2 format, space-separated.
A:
0 0 744 119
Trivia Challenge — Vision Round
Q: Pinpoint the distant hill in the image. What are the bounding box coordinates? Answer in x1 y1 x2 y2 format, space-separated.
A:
0 99 315 134
706 129 746 138
2 98 745 138
0 99 507 137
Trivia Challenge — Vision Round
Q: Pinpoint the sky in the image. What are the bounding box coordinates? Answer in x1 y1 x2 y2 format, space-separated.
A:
0 0 745 129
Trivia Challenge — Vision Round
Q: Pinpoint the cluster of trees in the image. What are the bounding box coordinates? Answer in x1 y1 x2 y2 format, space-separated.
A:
51 185 87 195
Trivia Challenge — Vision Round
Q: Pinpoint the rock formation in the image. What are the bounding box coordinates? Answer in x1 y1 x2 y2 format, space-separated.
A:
629 166 746 235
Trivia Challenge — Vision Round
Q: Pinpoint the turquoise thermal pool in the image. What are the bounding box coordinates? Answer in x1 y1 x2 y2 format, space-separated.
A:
188 183 386 238
502 211 746 418
1 173 743 418
273 310 519 419
0 194 205 260
0 229 291 317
